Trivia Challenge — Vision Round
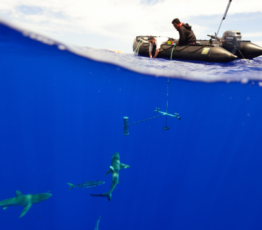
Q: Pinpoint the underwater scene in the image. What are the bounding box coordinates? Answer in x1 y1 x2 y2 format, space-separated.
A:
0 19 262 230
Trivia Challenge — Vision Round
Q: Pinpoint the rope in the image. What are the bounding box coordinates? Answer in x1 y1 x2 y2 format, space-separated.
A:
237 49 245 59
123 79 172 129
174 44 189 52
169 44 205 58
133 40 142 54
170 46 175 60
187 45 206 53
166 78 169 113
165 79 169 127
127 115 164 126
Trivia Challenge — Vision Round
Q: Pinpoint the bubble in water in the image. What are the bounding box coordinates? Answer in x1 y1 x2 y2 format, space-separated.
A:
22 31 29 37
48 41 55 45
259 82 262 87
29 33 36 39
58 45 66 50
36 35 43 42
42 38 54 45
241 78 248 84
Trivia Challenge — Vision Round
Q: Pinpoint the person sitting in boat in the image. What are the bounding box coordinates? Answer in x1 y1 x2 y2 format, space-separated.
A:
171 18 196 46
148 36 169 58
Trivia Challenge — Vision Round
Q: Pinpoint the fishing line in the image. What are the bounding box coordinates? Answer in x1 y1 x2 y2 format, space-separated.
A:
123 78 180 135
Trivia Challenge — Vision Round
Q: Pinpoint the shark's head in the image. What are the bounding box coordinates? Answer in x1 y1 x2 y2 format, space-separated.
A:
32 193 52 203
112 152 120 160
44 193 52 198
41 193 52 200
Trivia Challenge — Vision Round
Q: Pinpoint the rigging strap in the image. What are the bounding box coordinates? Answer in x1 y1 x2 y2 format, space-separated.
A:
127 115 164 126
134 40 142 54
165 78 169 127
170 45 176 60
237 49 245 59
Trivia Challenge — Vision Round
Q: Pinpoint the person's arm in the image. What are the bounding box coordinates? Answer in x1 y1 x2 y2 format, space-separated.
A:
149 44 153 58
153 49 160 58
179 28 185 46
153 39 161 58
149 52 153 58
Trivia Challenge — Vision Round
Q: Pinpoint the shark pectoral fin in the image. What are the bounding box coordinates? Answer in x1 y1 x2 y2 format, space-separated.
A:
105 167 113 176
19 203 32 218
120 163 130 169
15 190 23 197
3 207 8 210
117 181 120 184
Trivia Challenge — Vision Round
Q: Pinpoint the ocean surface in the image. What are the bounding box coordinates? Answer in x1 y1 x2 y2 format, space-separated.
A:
0 19 262 230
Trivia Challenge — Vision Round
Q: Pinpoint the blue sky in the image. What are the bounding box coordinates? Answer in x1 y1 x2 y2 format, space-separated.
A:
0 0 262 53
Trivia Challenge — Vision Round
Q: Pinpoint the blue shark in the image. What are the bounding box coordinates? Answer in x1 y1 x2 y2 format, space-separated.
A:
67 181 105 191
94 215 101 230
0 191 52 218
90 152 130 201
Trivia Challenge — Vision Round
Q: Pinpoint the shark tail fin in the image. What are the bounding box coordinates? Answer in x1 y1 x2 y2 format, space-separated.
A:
3 207 8 210
67 183 74 191
90 192 112 201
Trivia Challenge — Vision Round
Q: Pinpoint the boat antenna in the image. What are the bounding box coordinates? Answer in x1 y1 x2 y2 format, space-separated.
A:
215 0 232 39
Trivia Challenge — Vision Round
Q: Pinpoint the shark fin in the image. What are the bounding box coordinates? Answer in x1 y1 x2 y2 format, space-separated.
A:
117 180 120 184
67 183 74 191
105 167 113 175
120 163 130 169
3 207 8 210
15 191 23 197
90 193 112 201
19 203 32 218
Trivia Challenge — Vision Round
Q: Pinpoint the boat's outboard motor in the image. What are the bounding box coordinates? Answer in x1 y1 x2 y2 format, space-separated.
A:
221 30 242 54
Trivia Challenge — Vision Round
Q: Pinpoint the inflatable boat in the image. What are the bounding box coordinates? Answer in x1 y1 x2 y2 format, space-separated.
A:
133 31 262 63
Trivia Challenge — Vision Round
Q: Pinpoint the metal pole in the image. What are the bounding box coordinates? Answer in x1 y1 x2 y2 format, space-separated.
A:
215 0 232 39
123 117 129 135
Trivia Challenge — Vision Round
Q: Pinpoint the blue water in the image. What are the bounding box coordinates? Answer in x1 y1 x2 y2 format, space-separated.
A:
0 20 262 230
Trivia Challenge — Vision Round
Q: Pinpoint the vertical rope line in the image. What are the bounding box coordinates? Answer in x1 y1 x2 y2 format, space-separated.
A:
165 78 169 127
166 78 169 113
133 40 142 54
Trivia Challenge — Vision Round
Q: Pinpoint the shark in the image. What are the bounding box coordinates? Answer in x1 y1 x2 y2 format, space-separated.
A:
90 152 130 201
0 190 52 218
94 215 101 230
67 181 105 191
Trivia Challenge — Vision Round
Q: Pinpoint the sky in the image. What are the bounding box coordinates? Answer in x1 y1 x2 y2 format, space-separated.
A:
0 0 262 53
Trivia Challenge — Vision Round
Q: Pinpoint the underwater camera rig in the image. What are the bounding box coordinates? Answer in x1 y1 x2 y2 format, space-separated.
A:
123 79 181 135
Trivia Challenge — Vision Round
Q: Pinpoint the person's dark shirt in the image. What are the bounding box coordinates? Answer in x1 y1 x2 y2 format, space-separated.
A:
178 23 196 46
